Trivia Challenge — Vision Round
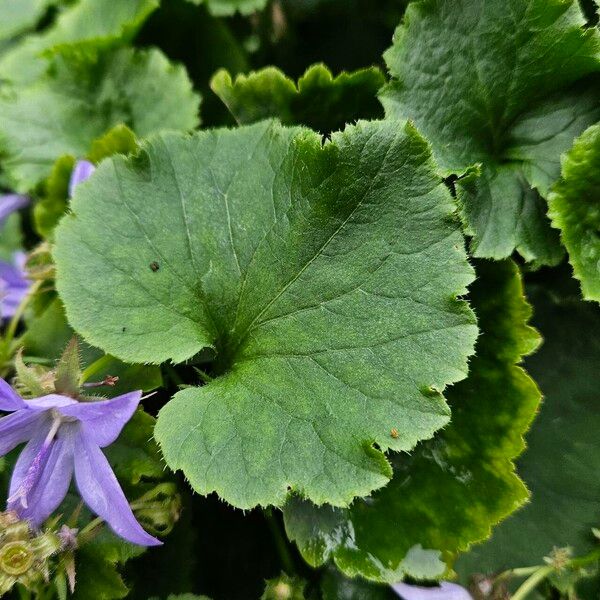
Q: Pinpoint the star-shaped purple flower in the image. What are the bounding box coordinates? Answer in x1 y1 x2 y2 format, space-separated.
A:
0 252 30 319
0 380 160 546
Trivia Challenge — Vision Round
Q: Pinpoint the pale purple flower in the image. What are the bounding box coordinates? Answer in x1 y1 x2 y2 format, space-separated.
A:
0 380 161 546
392 582 473 600
68 160 95 198
0 194 29 226
0 252 30 319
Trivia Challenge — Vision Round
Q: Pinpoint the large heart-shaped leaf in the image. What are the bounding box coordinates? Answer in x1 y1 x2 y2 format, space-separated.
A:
381 0 600 264
54 119 477 508
283 259 541 582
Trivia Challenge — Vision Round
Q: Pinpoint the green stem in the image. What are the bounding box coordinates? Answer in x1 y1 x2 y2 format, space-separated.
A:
494 565 541 583
265 509 296 575
511 565 554 600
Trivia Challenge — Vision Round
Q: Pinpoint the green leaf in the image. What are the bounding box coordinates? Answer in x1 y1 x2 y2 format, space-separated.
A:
283 259 541 582
33 155 76 240
211 64 385 133
0 46 200 191
456 280 600 582
381 0 600 264
0 0 56 41
548 123 600 301
54 119 477 509
185 0 268 17
73 531 146 600
0 0 159 85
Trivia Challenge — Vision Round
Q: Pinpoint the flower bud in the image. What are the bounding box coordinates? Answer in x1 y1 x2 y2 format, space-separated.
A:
261 573 306 600
132 483 182 537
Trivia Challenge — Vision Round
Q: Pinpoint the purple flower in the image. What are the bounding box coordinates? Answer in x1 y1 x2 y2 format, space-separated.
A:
392 582 473 600
0 252 30 319
0 194 29 226
0 381 161 547
68 160 95 198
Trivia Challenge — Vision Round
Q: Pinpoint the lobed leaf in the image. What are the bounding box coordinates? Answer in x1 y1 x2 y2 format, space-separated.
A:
0 47 199 191
283 259 541 581
0 0 159 85
381 0 600 264
211 64 385 133
456 280 600 585
54 119 477 509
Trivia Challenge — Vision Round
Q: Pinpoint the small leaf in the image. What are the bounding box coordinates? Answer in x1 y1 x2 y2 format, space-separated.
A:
34 156 76 240
284 259 541 581
211 64 385 133
0 0 56 41
14 350 49 397
54 119 477 509
87 124 138 164
0 46 200 191
0 0 159 85
548 123 600 301
381 0 600 264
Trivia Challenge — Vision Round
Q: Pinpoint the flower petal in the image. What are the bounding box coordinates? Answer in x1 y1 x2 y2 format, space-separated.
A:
73 431 161 546
0 379 27 411
0 194 29 224
69 160 95 198
8 420 74 525
392 582 473 600
26 394 78 410
59 391 142 447
0 409 43 455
